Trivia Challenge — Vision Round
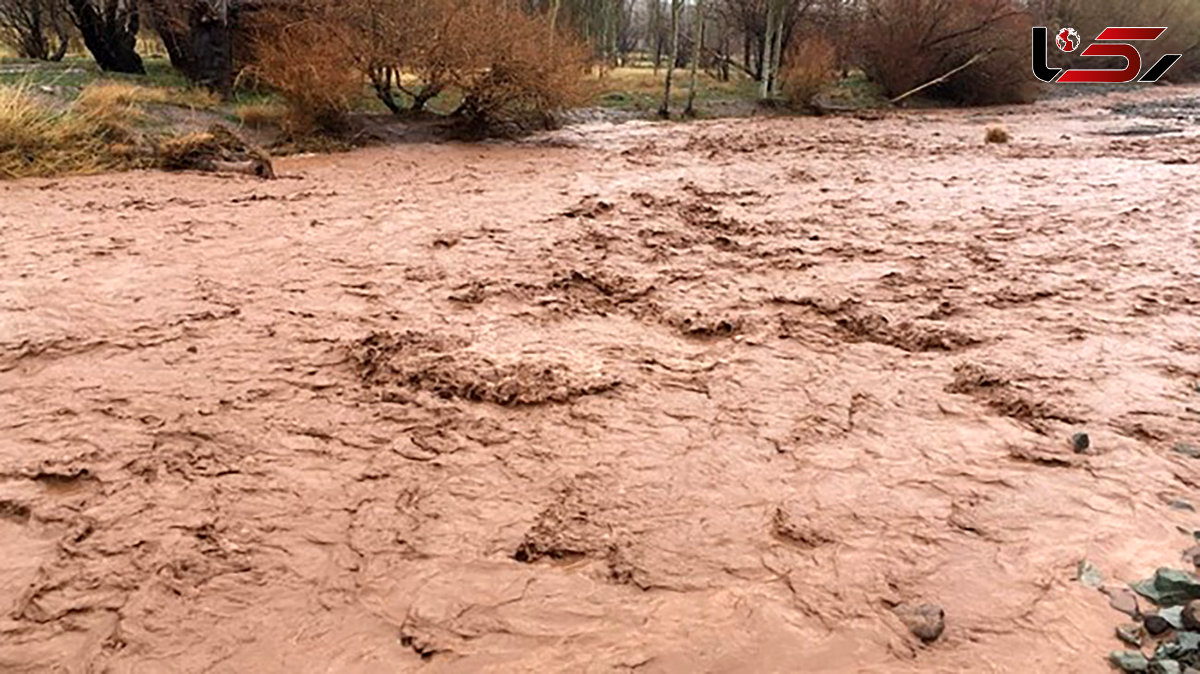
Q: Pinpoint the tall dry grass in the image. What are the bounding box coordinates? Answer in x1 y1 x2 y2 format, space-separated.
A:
0 80 214 179
0 84 112 178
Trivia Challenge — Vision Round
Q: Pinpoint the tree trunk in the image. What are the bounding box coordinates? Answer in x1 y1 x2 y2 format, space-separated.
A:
49 12 69 61
770 1 784 97
150 0 237 94
759 0 775 100
683 0 703 117
651 0 661 73
657 0 681 119
69 0 145 74
369 67 401 114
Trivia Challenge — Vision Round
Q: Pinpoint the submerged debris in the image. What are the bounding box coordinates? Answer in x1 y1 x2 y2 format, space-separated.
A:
892 603 945 643
157 125 275 178
984 125 1010 144
1175 443 1200 459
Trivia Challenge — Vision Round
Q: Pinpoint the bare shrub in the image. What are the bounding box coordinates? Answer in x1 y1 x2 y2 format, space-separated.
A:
449 3 588 132
859 0 1037 105
779 36 836 110
340 0 449 114
243 0 587 136
247 9 361 133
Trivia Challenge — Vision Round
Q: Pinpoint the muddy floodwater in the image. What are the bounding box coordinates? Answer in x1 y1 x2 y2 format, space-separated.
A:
3 87 1200 673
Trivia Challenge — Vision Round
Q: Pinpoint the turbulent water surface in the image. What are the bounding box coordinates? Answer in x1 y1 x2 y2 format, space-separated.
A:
2 86 1200 672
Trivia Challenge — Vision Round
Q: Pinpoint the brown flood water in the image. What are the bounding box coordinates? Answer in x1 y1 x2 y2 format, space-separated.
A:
2 86 1200 673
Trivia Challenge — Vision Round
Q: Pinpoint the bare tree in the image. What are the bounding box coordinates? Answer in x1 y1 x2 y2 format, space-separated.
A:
68 0 144 73
145 0 238 93
0 0 70 61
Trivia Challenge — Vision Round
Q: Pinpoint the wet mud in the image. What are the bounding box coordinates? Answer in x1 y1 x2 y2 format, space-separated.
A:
2 85 1200 672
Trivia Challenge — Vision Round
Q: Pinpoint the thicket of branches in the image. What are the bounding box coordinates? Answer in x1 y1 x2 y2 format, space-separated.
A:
856 0 1036 105
243 0 589 133
0 0 69 60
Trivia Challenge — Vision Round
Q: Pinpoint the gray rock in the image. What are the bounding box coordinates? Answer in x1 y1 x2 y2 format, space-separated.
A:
1161 606 1186 629
1110 650 1150 673
1182 600 1200 630
1131 568 1200 607
1072 432 1091 453
893 603 945 643
1147 614 1173 636
1154 631 1200 661
1151 660 1183 674
1106 587 1142 617
1117 623 1143 647
1079 560 1104 588
1170 499 1197 512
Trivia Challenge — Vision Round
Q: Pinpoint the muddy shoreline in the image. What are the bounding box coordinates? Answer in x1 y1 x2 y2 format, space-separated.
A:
2 85 1200 672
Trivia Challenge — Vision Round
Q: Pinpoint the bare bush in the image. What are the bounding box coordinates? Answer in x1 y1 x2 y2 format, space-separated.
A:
778 35 835 109
247 8 361 133
0 0 70 60
246 0 588 135
448 2 588 131
859 0 1036 105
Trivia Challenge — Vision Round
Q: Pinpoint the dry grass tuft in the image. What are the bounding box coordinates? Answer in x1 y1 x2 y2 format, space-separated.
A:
984 125 1010 144
0 83 124 179
0 83 260 180
234 101 287 129
76 82 219 116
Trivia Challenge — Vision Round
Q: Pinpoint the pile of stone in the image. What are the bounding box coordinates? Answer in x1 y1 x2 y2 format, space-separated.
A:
1101 565 1200 673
